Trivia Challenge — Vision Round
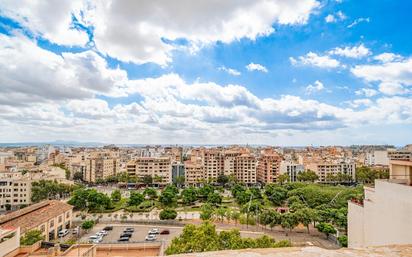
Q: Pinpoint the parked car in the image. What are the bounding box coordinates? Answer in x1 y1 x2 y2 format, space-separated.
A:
124 228 134 232
148 228 159 235
120 233 132 238
89 235 101 240
160 229 170 235
145 234 156 241
118 237 130 242
92 237 103 244
103 226 113 231
58 229 69 238
72 227 79 234
96 230 108 237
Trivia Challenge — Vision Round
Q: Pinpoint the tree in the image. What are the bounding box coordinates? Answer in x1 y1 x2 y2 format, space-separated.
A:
295 208 316 233
31 180 75 202
111 189 122 202
280 212 299 236
20 229 44 245
143 187 158 200
259 209 280 230
214 207 227 222
200 203 214 220
207 192 222 206
264 184 288 206
230 210 241 226
159 208 178 220
175 175 185 187
316 222 337 239
73 171 84 181
338 235 348 247
297 170 319 182
153 175 163 184
217 174 229 185
81 220 95 230
160 190 177 206
181 187 197 205
197 184 214 199
277 174 290 184
128 191 144 206
141 175 153 185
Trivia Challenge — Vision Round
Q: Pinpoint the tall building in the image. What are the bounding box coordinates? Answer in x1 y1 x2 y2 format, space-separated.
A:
257 149 282 184
348 152 412 247
184 160 204 186
126 157 172 185
234 154 257 184
84 157 119 183
203 149 224 182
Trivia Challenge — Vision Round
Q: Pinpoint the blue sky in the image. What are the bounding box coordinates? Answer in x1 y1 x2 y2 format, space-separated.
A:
0 0 411 145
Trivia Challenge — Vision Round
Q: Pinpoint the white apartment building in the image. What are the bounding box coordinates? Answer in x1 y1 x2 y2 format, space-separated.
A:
280 161 304 182
348 157 412 248
365 150 389 166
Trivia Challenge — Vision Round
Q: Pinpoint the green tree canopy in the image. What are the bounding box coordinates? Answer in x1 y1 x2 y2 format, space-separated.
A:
181 187 198 205
129 191 144 206
159 208 178 220
111 189 122 202
20 229 44 246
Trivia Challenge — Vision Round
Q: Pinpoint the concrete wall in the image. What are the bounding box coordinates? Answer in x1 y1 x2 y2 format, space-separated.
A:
348 180 412 247
0 228 20 257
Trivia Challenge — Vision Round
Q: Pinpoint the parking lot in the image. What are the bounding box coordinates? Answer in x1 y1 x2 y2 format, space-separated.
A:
80 224 182 245
80 224 265 247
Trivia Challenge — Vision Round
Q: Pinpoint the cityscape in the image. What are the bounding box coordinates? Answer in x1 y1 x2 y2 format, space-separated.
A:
1 1 412 257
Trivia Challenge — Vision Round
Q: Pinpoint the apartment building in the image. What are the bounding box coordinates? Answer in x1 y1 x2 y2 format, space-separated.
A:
279 161 304 182
184 160 204 186
234 154 257 184
126 157 172 185
348 155 412 247
0 178 31 211
256 149 282 184
306 161 356 182
0 200 73 241
365 150 389 166
203 149 225 182
84 156 119 183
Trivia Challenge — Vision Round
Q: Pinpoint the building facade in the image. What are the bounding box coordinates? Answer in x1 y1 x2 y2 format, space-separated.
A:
126 157 172 185
0 178 31 212
348 154 412 248
279 161 305 182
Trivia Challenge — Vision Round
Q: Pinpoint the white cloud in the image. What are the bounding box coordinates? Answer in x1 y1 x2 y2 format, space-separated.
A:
351 57 412 85
346 99 372 108
306 80 325 94
378 82 410 96
0 0 89 46
0 0 320 65
355 88 378 97
374 53 403 63
219 66 241 76
290 52 340 68
347 17 370 28
325 11 346 23
246 62 268 73
329 44 371 58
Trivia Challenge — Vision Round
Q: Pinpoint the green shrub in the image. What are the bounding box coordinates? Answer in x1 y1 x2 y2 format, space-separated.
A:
159 208 178 220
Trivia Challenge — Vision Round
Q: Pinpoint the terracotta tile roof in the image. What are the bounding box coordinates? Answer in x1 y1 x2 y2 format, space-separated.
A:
0 200 73 234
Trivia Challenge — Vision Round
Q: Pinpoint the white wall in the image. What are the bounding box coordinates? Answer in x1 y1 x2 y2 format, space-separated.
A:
348 180 412 247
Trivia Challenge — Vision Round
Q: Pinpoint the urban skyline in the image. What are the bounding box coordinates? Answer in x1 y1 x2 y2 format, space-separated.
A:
0 1 411 145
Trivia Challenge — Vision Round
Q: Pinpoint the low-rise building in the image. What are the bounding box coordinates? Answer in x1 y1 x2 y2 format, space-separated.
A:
365 150 389 166
0 227 20 257
0 200 73 241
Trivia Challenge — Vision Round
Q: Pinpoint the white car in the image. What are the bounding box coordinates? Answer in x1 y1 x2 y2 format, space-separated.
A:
89 235 100 240
148 228 159 235
96 230 108 237
92 237 103 244
145 234 156 241
58 229 69 238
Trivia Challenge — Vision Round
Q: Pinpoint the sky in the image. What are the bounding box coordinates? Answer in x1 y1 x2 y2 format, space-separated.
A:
0 0 411 146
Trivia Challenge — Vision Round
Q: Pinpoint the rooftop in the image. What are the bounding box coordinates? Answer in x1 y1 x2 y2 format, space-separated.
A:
0 200 73 234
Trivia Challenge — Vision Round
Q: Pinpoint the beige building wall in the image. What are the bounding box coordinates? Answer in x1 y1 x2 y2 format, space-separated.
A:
348 179 412 248
0 179 31 211
184 161 204 185
0 227 20 257
127 157 172 185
